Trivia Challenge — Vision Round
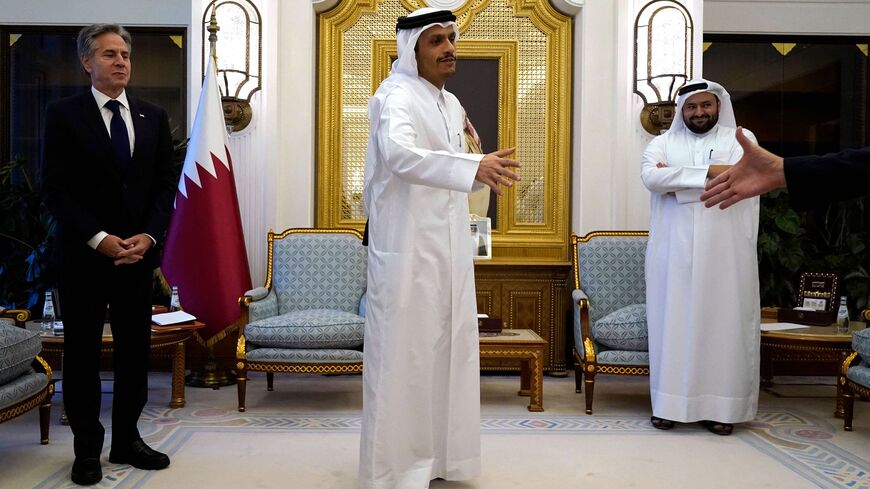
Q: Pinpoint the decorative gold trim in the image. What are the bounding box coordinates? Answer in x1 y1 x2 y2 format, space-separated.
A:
858 44 868 57
583 337 595 364
244 362 364 375
169 35 184 49
597 365 650 376
772 42 796 56
703 41 712 52
0 308 31 325
237 333 247 361
9 34 21 47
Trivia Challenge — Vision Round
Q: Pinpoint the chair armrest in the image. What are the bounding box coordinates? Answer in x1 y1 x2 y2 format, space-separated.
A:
862 308 870 322
0 308 31 328
243 287 269 302
841 351 861 377
243 289 279 324
571 289 595 361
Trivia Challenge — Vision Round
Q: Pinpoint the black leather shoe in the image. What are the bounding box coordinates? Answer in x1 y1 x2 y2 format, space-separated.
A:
71 457 102 486
109 439 170 470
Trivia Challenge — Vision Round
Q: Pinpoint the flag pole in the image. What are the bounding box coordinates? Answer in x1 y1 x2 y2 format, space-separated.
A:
184 3 236 389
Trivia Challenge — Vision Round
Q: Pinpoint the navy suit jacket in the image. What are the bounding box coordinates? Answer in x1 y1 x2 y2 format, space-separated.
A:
41 91 178 274
784 146 870 207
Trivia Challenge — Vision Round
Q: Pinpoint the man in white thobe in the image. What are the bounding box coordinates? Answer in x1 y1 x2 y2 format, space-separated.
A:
641 79 760 435
359 8 520 489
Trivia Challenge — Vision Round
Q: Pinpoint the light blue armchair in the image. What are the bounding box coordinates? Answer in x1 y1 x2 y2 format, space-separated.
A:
0 308 53 444
236 228 366 411
841 323 870 431
571 231 649 414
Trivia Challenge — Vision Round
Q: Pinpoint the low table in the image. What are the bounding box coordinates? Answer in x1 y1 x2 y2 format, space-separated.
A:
479 329 546 412
761 321 865 417
30 321 203 409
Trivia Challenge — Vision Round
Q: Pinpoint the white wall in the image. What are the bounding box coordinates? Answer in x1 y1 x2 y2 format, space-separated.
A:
0 0 190 26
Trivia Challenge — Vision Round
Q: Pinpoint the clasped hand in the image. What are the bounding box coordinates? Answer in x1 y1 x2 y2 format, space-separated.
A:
96 233 153 265
475 147 522 196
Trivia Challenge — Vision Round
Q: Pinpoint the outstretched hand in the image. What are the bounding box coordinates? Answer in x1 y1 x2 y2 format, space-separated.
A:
476 147 521 196
700 127 787 209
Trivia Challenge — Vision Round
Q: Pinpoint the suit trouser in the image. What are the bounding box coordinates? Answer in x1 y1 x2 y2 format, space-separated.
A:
59 261 153 459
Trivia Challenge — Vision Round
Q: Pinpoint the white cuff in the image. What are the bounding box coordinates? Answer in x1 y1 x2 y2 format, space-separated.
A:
87 231 109 250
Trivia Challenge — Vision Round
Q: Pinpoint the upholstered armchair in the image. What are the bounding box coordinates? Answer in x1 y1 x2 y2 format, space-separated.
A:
571 231 649 414
236 228 366 411
0 308 53 444
841 325 870 431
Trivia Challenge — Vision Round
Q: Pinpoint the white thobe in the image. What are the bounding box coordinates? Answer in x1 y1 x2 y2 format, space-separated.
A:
641 125 761 423
359 75 483 489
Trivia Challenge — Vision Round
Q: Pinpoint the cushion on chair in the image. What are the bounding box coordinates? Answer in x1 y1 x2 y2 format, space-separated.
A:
0 369 47 410
592 303 648 351
853 329 870 359
0 324 42 385
245 309 364 349
246 348 363 364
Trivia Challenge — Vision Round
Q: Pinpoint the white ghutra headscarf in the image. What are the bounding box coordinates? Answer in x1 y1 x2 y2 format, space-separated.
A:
666 78 736 135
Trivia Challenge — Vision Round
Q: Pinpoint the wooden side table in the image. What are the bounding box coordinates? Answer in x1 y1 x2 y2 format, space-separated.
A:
30 321 203 410
760 321 865 417
479 329 547 412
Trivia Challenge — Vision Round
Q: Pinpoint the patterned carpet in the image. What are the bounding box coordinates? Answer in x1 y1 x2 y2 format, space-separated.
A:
3 374 869 488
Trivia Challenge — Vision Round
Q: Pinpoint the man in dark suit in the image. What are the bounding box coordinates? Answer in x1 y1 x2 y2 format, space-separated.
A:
40 24 178 486
701 127 870 208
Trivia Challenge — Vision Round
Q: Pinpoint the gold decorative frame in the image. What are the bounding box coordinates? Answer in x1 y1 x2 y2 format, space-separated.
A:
316 0 572 262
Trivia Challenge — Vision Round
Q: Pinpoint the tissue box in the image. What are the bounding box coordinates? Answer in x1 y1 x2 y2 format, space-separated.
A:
477 316 502 334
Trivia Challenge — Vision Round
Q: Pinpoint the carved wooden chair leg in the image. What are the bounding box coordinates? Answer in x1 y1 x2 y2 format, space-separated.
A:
584 371 596 415
267 372 274 391
843 390 854 431
39 399 51 444
574 363 583 393
237 369 247 412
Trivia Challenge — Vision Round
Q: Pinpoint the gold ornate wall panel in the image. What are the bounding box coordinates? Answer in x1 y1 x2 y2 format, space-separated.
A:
317 0 573 262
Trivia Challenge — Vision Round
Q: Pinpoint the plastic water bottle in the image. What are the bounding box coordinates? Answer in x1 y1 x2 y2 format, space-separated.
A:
170 286 182 311
42 291 55 333
836 296 850 334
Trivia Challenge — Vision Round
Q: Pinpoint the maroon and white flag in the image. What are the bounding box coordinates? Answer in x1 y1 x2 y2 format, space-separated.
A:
162 56 251 340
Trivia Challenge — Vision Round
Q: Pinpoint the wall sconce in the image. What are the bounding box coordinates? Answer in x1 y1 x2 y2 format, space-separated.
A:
203 0 262 132
634 0 693 135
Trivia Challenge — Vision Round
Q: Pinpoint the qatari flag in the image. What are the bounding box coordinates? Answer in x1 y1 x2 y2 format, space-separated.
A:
162 56 251 340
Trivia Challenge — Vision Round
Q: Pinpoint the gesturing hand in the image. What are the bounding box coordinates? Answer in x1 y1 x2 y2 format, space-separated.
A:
476 147 522 196
700 127 787 209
